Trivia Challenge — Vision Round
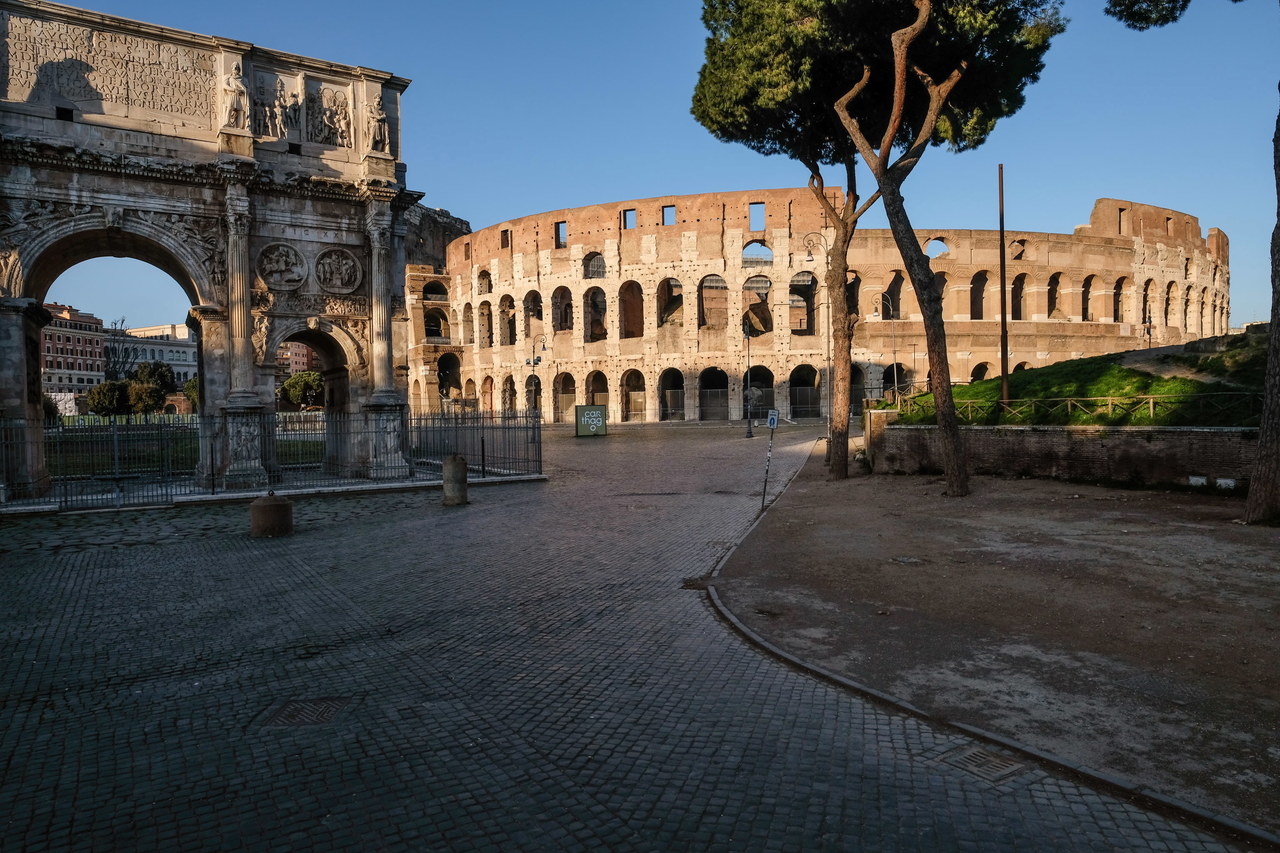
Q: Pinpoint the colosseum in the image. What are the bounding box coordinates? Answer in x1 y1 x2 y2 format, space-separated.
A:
403 189 1230 424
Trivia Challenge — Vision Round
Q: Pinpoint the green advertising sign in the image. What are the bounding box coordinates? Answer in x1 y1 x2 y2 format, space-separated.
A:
575 405 607 437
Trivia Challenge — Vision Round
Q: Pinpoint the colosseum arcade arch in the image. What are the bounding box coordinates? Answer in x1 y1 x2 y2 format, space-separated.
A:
1 3 425 493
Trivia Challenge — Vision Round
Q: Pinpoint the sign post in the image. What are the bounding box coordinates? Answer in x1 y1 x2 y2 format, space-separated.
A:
761 409 779 511
575 404 607 437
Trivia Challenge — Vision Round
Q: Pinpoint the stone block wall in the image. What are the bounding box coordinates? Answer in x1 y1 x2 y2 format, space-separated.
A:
871 423 1258 490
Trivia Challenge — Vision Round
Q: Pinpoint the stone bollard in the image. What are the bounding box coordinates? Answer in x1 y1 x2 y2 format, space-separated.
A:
250 490 294 537
442 454 469 506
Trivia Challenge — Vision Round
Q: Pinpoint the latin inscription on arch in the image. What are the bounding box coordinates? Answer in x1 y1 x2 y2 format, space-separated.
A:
2 13 217 122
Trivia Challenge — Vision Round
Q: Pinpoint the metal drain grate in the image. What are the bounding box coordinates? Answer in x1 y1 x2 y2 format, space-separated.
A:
940 745 1027 783
262 698 352 727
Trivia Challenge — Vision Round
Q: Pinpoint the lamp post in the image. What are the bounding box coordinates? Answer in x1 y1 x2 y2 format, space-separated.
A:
525 333 547 411
743 317 754 437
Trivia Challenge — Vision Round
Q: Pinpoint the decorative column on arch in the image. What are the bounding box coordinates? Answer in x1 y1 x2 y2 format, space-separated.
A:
221 182 268 489
363 195 409 479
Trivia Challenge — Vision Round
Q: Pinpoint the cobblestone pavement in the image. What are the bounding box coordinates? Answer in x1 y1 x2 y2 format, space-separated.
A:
0 426 1254 852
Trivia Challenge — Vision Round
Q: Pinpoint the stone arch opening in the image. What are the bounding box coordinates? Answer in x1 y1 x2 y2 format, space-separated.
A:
463 303 475 345
1011 274 1027 321
551 286 574 332
583 252 606 279
742 240 773 267
880 272 905 319
553 372 576 423
970 362 992 383
742 276 772 335
423 307 450 341
498 295 516 346
620 369 645 422
969 271 988 320
789 272 816 335
584 287 608 343
1114 278 1128 323
789 364 820 418
743 366 774 418
658 367 685 421
1047 273 1064 319
585 370 609 407
698 367 729 421
480 375 495 412
525 373 542 413
523 290 544 339
619 281 644 339
501 374 517 413
437 352 462 404
657 279 683 327
698 275 727 329
477 301 494 348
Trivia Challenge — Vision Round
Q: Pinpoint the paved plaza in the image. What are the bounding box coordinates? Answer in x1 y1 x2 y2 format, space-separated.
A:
0 426 1258 851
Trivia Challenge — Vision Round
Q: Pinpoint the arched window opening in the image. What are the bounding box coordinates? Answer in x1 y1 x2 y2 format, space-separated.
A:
742 240 773 268
969 272 988 320
423 281 449 302
480 376 495 412
424 308 450 342
657 278 683 327
846 271 861 316
584 287 608 343
742 276 773 335
583 252 606 279
477 301 494 348
970 363 991 383
551 286 573 332
1081 276 1095 321
501 375 517 413
1047 273 1063 319
498 296 516 346
523 290 543 338
619 281 644 339
879 272 905 319
477 270 493 295
789 272 816 335
1011 275 1026 321
1009 239 1027 261
1113 278 1127 323
698 275 727 329
924 237 949 258
463 304 475 345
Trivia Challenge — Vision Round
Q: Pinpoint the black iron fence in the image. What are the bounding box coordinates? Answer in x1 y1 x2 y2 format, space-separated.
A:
0 410 542 512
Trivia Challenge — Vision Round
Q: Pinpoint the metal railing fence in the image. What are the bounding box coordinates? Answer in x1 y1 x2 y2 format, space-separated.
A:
1 410 542 512
895 391 1264 427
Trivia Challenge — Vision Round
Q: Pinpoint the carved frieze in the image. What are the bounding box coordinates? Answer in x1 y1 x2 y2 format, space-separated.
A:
257 243 307 290
251 289 370 317
305 82 353 148
5 14 217 122
315 248 362 294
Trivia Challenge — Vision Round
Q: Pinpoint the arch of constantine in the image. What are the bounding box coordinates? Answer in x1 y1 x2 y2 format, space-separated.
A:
405 189 1230 423
0 0 463 498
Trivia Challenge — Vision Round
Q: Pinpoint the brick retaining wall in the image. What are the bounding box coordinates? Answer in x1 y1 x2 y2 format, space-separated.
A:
868 416 1258 490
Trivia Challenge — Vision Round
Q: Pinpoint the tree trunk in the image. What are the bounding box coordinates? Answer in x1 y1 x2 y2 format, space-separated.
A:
1244 84 1280 524
827 229 853 478
879 181 969 496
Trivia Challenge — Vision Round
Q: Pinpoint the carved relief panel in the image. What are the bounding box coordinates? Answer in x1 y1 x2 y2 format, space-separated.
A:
304 79 354 149
4 13 217 124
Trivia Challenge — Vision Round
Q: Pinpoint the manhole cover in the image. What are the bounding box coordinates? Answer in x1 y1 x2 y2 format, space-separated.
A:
262 698 352 726
940 745 1027 783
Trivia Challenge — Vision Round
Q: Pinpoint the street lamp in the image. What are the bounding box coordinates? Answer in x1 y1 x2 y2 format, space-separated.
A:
525 334 547 411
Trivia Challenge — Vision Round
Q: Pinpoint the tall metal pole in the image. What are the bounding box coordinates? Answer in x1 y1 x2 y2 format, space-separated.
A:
998 164 1011 406
745 323 754 438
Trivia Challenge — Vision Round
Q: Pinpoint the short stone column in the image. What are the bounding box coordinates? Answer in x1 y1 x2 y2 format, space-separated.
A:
364 403 409 480
224 407 268 490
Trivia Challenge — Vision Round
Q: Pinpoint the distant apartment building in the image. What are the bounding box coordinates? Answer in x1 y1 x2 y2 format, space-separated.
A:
126 324 199 383
41 303 105 394
275 341 317 377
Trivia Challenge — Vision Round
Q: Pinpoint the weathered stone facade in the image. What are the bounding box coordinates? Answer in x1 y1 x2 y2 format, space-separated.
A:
406 189 1230 423
0 0 464 495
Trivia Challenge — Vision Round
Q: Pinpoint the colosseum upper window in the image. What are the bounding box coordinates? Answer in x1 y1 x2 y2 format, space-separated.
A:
554 221 567 249
742 240 772 268
583 253 606 279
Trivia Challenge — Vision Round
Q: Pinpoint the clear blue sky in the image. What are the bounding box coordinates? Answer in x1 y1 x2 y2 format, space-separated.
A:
47 0 1279 327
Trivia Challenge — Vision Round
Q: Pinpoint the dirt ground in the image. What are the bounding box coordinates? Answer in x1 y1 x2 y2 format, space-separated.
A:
713 443 1280 837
